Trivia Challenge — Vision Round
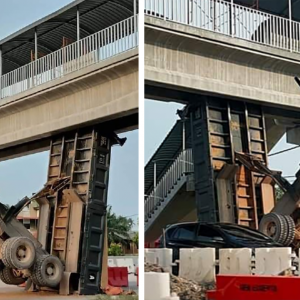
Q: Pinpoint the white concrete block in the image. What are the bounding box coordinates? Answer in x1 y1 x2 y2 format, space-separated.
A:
145 272 170 300
108 256 138 273
179 248 216 283
108 258 115 267
145 249 173 272
219 248 252 274
145 249 156 264
255 247 292 275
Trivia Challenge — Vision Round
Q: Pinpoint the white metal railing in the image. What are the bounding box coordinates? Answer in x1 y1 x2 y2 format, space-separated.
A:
145 0 300 53
0 15 138 100
145 149 193 220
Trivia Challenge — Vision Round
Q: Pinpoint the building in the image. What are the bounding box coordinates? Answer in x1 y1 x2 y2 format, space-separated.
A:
17 200 39 237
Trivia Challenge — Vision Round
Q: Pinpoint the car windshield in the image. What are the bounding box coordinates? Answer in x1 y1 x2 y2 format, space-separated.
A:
221 226 274 242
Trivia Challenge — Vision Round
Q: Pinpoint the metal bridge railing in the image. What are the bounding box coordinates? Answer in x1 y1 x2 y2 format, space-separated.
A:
0 14 139 100
145 0 299 53
145 148 193 221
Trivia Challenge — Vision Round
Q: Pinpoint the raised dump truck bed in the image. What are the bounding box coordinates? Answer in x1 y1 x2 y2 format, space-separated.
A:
0 128 123 295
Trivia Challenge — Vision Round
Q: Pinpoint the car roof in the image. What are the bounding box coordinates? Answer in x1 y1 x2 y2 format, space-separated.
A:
165 222 261 232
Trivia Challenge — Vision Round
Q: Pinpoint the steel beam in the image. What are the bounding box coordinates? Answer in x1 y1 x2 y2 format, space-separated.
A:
289 0 292 51
77 5 80 42
34 28 38 60
231 0 234 37
134 0 137 45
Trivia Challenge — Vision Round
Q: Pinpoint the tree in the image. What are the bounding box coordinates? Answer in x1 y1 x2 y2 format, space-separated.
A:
107 206 133 246
108 243 123 256
132 232 139 249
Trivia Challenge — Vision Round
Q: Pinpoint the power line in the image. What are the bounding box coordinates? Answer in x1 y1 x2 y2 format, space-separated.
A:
124 213 138 218
268 145 300 157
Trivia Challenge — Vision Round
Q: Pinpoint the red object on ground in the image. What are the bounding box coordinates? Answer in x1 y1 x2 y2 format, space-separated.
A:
207 275 300 300
104 285 123 295
136 267 139 286
18 282 26 288
108 267 129 287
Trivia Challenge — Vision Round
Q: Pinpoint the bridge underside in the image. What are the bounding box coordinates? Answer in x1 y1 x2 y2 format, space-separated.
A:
0 113 138 162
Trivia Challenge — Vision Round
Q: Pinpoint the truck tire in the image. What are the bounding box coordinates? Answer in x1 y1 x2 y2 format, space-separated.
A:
1 239 13 268
8 237 36 270
259 212 288 244
0 267 25 285
31 255 63 288
283 215 295 246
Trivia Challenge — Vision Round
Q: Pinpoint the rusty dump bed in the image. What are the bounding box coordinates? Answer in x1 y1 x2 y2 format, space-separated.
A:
186 97 300 249
0 128 122 295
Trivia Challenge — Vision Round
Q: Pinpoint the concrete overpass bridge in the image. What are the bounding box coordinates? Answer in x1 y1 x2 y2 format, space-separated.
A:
0 0 139 161
144 0 300 243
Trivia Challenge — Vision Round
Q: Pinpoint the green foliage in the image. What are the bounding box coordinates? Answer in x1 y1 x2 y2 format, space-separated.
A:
132 232 139 248
107 206 133 246
108 243 124 256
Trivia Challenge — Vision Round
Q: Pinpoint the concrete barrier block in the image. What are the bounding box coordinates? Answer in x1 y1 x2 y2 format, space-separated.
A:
219 248 252 275
108 256 138 274
145 272 170 300
255 247 292 275
145 249 156 264
145 249 173 272
179 248 216 283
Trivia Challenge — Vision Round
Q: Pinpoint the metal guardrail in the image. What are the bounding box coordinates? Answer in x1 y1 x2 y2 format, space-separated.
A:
0 15 139 100
145 0 300 53
145 149 193 221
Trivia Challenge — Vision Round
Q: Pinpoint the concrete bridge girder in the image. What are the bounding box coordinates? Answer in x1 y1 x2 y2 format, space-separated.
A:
0 49 138 151
145 17 300 111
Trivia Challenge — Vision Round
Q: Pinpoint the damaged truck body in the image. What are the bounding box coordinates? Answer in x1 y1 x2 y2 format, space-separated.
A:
0 128 125 295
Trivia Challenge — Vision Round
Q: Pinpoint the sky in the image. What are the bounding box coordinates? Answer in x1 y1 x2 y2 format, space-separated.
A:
0 0 138 228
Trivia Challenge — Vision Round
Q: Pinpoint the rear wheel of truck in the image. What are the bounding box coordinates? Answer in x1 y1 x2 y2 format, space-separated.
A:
259 212 288 244
0 267 26 285
8 237 36 269
2 237 36 269
31 255 63 288
283 215 296 246
1 239 13 268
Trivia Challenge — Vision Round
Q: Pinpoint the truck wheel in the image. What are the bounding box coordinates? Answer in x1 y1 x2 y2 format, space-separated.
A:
259 212 288 244
31 255 63 288
1 239 13 268
0 267 25 285
283 215 295 246
8 237 36 269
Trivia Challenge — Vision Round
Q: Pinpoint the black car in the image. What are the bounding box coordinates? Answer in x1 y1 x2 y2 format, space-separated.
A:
159 222 282 259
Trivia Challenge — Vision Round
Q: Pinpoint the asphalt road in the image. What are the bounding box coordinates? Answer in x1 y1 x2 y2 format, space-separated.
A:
0 281 86 299
0 280 138 299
